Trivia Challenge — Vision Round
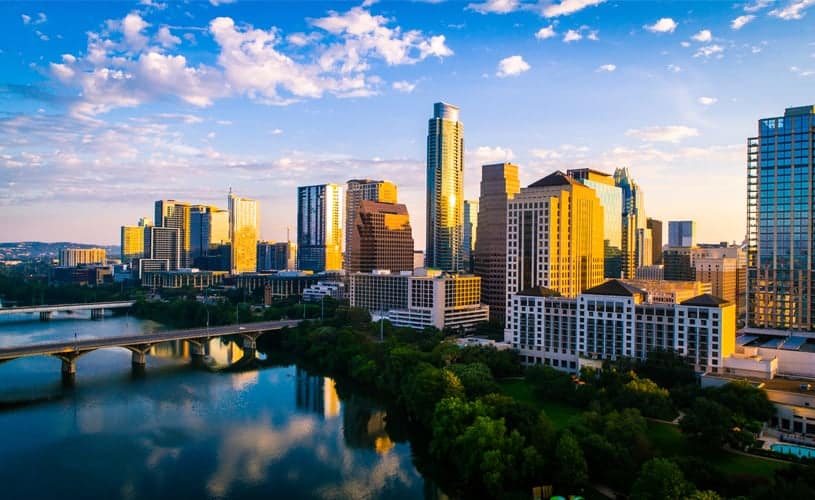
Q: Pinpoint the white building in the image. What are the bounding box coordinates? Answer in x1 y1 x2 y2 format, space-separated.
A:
302 281 346 302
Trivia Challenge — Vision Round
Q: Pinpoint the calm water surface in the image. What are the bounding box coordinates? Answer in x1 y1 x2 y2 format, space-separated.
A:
0 312 427 499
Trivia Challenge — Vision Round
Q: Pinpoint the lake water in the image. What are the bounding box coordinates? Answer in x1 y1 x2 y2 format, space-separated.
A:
0 312 428 499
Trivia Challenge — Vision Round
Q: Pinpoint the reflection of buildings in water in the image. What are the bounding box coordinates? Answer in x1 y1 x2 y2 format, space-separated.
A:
150 340 190 359
208 339 244 366
230 370 259 391
342 397 394 454
294 369 341 419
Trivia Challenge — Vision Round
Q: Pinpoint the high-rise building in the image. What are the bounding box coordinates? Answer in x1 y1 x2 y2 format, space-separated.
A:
425 102 464 272
121 226 145 263
344 179 398 270
150 226 180 270
348 200 414 273
747 105 815 331
297 184 343 272
474 162 521 324
647 218 663 265
668 220 696 248
663 246 695 281
59 248 106 267
614 167 647 279
506 171 605 307
567 169 623 278
462 200 479 273
190 205 229 261
257 241 296 271
155 200 193 268
694 244 747 319
228 191 259 275
636 227 653 267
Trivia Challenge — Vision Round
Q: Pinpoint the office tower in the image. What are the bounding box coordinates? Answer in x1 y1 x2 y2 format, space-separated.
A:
669 220 696 247
506 171 605 305
190 206 230 260
636 227 653 267
348 201 414 273
614 167 647 279
58 248 106 267
228 191 259 275
120 226 144 263
474 162 521 324
567 169 623 278
426 102 464 272
462 200 479 273
297 184 343 272
150 226 180 270
257 241 296 272
647 218 663 264
344 179 398 270
387 271 489 331
663 246 695 281
747 106 815 331
155 200 193 268
694 244 747 319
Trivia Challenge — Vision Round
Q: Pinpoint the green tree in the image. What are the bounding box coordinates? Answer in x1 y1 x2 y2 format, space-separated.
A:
554 431 587 494
448 362 499 398
680 397 733 452
630 458 694 500
401 363 464 425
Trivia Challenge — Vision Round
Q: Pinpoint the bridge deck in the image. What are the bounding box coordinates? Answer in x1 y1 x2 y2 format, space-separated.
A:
0 319 299 360
0 301 136 315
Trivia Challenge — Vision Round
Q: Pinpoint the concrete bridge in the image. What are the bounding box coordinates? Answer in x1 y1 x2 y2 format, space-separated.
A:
0 301 136 321
0 319 300 383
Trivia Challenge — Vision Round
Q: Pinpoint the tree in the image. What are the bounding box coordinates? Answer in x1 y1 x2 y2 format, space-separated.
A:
630 458 694 500
554 431 587 494
680 397 732 452
401 363 464 425
448 362 499 398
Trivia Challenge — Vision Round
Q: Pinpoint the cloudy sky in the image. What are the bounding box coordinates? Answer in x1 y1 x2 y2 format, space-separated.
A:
1 0 814 246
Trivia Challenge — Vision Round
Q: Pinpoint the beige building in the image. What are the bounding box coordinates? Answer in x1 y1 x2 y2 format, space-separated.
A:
693 245 747 319
506 171 605 307
59 247 106 267
349 271 411 314
348 201 413 273
229 191 259 275
344 179 398 270
474 162 521 325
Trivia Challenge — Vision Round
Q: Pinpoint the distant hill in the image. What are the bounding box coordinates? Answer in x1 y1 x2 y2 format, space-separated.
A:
0 242 121 261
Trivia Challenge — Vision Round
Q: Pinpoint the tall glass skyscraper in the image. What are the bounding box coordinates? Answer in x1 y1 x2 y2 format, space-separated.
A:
344 179 398 271
747 105 815 331
297 184 343 272
462 200 479 273
567 169 623 278
425 102 464 272
228 191 259 275
614 167 648 279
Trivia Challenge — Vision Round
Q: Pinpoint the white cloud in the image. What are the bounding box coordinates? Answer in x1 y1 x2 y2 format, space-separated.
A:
209 0 237 5
140 0 168 9
21 14 31 25
666 64 681 72
731 15 756 29
644 18 678 33
496 55 530 77
744 0 773 12
155 26 181 48
563 29 582 42
392 80 416 92
597 63 616 72
694 44 724 58
535 25 557 39
691 29 712 42
530 148 564 160
770 0 815 20
697 96 718 105
680 41 691 47
542 0 606 18
625 125 699 143
122 12 150 51
270 128 284 135
791 66 815 76
467 0 519 14
467 146 515 166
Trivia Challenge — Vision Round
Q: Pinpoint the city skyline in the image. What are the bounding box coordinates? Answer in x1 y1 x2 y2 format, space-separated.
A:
2 1 815 246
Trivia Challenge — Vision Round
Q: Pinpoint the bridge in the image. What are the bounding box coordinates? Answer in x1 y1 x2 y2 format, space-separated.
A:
0 301 136 321
0 319 300 383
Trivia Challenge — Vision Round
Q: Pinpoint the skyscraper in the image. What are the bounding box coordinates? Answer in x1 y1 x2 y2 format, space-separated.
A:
121 225 145 263
614 167 647 279
228 191 259 275
647 218 663 265
425 102 464 272
257 241 296 271
506 171 605 304
668 220 696 247
344 179 398 270
462 200 479 273
567 168 623 278
150 226 180 270
348 200 414 273
474 162 521 324
297 184 343 272
747 105 815 331
190 205 229 261
155 200 193 268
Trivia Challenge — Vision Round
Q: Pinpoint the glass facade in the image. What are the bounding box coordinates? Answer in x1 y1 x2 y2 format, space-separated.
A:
748 105 815 331
614 167 647 279
228 192 259 275
567 169 623 278
297 184 343 272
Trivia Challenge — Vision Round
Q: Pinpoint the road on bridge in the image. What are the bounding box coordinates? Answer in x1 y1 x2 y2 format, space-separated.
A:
0 301 136 315
0 319 301 360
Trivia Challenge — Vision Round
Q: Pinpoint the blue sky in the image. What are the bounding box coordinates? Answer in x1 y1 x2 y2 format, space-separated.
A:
1 0 814 247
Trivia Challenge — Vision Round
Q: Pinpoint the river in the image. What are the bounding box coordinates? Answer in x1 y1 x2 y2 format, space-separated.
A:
0 312 429 499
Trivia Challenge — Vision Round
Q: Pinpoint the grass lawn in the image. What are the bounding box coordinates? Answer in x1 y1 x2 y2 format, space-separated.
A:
647 421 686 456
498 379 580 430
713 452 789 479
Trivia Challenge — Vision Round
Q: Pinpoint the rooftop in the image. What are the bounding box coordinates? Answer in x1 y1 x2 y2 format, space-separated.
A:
516 286 562 298
680 293 730 307
528 170 581 189
583 279 646 297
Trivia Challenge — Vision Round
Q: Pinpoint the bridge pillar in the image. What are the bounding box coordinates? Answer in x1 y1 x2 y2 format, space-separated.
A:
132 350 147 367
91 309 104 320
189 341 206 359
241 335 257 350
61 357 76 375
39 311 51 321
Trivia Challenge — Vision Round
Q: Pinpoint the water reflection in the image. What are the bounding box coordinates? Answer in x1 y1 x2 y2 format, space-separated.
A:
295 368 341 419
